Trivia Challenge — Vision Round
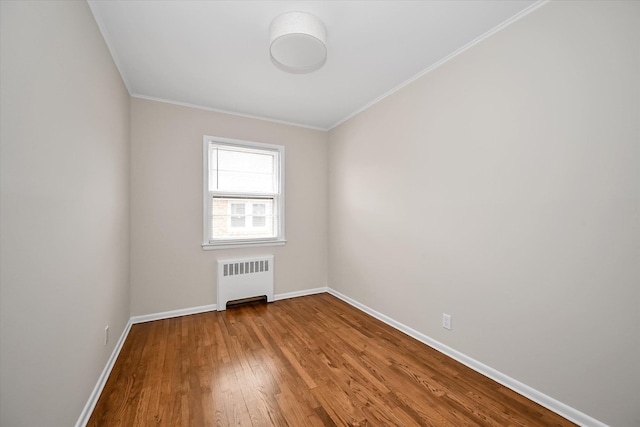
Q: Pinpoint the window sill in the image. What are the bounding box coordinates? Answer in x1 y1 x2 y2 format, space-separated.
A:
201 239 286 251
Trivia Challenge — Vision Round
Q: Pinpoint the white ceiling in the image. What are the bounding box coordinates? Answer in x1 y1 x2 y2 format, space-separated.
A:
88 0 539 130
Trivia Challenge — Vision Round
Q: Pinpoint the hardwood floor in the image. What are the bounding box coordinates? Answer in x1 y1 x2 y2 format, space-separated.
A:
88 293 576 426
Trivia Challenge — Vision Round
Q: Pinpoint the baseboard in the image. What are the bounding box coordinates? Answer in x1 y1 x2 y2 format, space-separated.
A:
129 287 329 323
274 286 328 301
326 288 608 427
75 319 132 427
130 303 217 324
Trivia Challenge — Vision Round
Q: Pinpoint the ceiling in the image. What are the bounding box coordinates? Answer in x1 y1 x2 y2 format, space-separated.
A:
88 1 539 130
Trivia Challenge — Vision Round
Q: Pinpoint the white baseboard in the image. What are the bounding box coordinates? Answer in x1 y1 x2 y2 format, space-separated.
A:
274 286 328 301
326 288 608 427
75 319 132 427
129 287 329 324
130 303 217 324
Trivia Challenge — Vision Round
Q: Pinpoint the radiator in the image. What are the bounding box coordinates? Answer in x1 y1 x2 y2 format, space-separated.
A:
216 256 274 311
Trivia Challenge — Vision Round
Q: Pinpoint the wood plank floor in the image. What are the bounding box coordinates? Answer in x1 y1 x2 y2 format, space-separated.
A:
88 293 576 426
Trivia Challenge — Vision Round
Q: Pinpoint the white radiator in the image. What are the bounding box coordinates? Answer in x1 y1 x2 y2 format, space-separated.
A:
216 256 274 311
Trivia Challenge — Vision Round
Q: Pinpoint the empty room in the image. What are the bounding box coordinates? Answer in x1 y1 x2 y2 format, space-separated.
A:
1 0 638 426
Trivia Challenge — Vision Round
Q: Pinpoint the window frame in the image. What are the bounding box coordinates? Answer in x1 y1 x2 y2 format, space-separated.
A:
202 136 286 250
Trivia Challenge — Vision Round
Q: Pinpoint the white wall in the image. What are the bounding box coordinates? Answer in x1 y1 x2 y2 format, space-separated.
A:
328 2 640 426
0 2 131 426
130 98 328 316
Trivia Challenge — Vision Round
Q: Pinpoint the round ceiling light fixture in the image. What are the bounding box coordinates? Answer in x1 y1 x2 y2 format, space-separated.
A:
270 12 327 74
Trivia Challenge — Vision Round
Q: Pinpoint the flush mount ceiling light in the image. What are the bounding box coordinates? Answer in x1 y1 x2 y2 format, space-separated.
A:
270 12 327 74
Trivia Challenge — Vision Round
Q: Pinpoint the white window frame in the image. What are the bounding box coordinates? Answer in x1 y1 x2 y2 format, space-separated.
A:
202 136 286 250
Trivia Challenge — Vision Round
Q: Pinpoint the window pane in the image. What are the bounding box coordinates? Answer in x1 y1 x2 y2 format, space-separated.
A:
230 203 245 228
252 203 266 227
211 197 275 240
230 203 245 215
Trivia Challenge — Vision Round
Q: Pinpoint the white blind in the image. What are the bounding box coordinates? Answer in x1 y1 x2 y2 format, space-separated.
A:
209 144 277 194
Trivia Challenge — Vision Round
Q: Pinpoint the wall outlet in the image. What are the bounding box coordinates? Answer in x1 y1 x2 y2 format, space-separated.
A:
442 313 452 330
104 325 109 345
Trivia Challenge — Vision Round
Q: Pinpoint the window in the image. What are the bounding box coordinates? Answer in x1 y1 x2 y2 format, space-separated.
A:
203 136 285 249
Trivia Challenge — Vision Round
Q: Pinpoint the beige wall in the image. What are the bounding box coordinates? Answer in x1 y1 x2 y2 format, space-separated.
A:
328 2 640 426
130 98 328 316
2 1 637 426
0 1 131 426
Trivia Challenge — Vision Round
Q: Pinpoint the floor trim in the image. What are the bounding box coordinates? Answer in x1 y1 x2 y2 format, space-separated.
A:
274 286 328 301
130 303 218 324
326 288 608 427
74 319 132 427
129 287 330 324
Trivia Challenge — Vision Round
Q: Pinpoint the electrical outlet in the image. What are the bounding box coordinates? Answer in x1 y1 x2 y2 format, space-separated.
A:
104 325 109 345
442 313 452 330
